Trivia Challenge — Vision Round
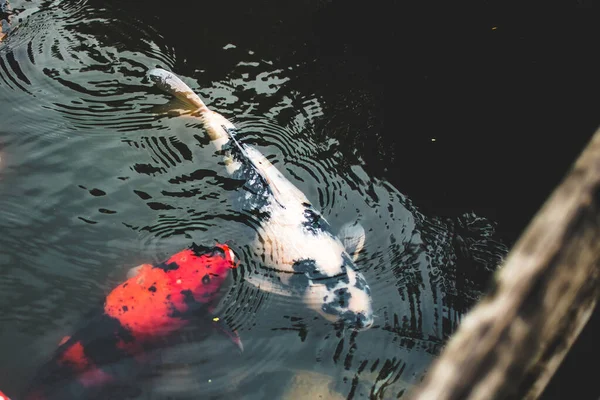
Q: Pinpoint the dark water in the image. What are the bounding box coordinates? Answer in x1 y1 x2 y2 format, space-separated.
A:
0 0 597 399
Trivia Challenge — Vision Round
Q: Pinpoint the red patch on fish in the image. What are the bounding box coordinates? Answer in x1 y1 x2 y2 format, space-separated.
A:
104 244 236 343
23 244 237 399
58 341 114 387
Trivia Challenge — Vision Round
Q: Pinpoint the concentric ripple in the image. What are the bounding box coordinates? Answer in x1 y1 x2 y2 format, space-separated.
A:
0 3 508 398
0 0 174 138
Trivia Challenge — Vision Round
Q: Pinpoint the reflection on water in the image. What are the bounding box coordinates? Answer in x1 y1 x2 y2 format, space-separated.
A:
0 1 507 398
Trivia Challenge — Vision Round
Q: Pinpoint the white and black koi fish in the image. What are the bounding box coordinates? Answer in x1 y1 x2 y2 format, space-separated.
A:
147 68 374 331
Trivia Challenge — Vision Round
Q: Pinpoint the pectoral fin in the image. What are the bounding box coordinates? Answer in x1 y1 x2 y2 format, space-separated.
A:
338 221 366 261
126 263 152 279
58 335 71 346
243 273 295 297
211 317 244 353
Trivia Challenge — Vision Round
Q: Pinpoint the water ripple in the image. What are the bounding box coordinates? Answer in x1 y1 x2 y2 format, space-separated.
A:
0 0 175 137
0 3 508 398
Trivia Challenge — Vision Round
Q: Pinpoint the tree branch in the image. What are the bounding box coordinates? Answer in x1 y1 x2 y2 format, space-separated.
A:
408 128 600 400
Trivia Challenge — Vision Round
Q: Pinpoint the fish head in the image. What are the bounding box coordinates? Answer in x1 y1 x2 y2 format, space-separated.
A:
160 243 237 305
295 253 374 331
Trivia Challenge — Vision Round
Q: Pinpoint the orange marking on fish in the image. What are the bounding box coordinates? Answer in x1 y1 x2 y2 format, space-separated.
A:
23 244 237 398
57 340 114 387
104 245 236 343
59 341 89 370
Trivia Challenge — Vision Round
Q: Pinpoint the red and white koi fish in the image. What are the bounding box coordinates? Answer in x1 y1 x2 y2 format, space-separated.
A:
14 243 239 400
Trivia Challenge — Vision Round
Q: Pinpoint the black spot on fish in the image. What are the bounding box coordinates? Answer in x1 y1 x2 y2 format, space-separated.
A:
287 272 310 292
67 314 136 369
148 286 157 292
321 289 355 319
341 311 364 329
122 283 128 288
191 243 227 259
210 246 226 258
292 259 317 274
190 243 214 257
334 288 351 307
156 261 180 272
341 252 355 268
224 142 277 214
301 203 333 235
355 313 369 329
354 276 365 290
202 274 211 285
292 258 349 289
122 306 128 312
180 289 195 305
354 273 371 295
321 303 334 313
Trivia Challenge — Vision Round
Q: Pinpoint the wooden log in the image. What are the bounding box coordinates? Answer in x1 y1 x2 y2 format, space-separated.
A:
408 128 600 400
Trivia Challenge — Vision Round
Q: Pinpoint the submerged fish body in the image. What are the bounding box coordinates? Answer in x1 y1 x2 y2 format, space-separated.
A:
22 243 238 400
148 68 374 331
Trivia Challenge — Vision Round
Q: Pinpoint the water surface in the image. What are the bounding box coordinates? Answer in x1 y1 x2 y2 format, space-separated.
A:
0 1 507 398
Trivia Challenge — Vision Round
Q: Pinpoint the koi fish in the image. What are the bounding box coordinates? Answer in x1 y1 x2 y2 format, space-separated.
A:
0 389 11 400
21 243 238 400
0 0 9 42
0 0 40 42
148 68 374 331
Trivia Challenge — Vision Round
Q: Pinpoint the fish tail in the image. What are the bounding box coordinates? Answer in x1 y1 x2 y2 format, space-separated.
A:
147 68 242 157
147 68 208 111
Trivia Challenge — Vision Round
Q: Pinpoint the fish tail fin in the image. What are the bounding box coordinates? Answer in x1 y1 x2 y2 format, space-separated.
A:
148 68 240 146
147 68 208 112
212 317 244 353
58 336 71 346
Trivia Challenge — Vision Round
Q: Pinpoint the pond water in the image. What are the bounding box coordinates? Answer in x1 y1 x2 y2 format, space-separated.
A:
0 0 553 399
